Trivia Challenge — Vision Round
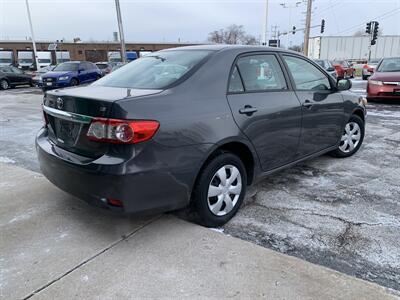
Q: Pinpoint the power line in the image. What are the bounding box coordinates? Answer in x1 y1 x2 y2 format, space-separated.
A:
336 7 400 34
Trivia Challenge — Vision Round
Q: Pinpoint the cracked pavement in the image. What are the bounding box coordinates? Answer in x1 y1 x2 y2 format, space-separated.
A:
224 80 400 290
1 83 400 292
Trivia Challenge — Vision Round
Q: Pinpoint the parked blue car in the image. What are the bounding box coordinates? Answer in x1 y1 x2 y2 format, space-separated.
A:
41 61 102 90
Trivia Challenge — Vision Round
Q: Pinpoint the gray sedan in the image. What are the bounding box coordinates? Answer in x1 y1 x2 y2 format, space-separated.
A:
36 45 366 227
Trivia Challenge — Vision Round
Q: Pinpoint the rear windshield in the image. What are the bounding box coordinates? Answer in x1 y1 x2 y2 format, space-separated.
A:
377 58 400 72
53 62 79 71
94 50 212 89
96 63 108 69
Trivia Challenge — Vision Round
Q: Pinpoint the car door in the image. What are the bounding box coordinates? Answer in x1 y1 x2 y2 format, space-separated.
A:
281 55 345 157
226 52 302 171
10 66 30 84
78 62 89 83
1 66 18 84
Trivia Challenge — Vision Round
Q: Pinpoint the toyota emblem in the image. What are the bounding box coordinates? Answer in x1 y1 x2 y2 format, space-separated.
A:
56 97 64 110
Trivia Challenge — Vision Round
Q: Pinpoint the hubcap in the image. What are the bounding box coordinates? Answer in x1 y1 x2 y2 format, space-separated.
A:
207 165 242 216
1 80 8 89
339 122 361 153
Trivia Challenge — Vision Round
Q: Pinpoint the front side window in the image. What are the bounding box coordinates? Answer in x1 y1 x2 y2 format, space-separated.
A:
94 50 212 89
11 66 23 74
283 56 331 91
235 54 287 92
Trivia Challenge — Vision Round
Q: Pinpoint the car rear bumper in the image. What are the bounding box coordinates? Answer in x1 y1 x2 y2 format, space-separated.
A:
36 127 191 215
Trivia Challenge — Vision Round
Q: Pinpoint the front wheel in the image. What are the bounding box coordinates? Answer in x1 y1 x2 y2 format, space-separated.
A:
192 152 247 227
330 115 365 158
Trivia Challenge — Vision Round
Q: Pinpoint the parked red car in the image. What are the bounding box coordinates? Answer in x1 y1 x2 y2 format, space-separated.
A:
367 57 400 101
333 60 355 79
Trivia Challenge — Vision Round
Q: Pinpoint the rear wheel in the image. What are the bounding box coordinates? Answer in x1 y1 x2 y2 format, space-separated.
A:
192 152 247 227
0 79 9 90
330 115 364 158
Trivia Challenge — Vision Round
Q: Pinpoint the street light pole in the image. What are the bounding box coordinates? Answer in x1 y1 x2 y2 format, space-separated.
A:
115 0 126 63
262 0 269 45
303 0 313 56
25 0 39 70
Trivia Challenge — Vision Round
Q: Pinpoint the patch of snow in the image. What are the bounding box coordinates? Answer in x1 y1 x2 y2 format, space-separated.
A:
209 227 224 234
0 156 15 164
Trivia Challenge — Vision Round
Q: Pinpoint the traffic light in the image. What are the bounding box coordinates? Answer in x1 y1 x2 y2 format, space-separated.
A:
320 19 325 34
292 26 296 35
373 21 379 40
366 22 372 34
371 21 379 46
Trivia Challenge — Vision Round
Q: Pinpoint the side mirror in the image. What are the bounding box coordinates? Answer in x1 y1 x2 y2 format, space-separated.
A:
78 68 84 73
327 67 335 72
367 67 374 73
337 79 352 91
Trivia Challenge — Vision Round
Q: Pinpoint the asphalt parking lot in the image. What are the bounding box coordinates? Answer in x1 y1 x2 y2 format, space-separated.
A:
1 80 400 291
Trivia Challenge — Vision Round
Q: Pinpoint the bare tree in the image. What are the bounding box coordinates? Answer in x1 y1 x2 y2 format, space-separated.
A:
288 45 302 53
208 24 258 45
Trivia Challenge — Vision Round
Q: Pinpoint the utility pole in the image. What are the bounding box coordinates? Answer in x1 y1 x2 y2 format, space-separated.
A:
280 2 301 49
262 0 269 45
303 0 313 56
25 0 39 70
115 0 126 63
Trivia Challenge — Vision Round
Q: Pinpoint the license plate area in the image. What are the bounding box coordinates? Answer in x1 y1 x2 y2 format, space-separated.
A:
54 119 82 146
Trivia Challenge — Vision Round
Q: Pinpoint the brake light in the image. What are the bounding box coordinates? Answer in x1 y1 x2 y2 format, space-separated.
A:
87 118 159 144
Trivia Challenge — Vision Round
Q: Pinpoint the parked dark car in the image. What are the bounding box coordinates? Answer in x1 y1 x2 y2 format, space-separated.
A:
36 45 366 227
314 59 337 79
41 61 102 91
367 57 400 101
32 65 56 87
0 65 33 89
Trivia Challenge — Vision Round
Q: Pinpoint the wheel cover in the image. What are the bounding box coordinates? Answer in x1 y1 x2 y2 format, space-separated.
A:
1 80 8 89
207 164 242 216
339 122 361 153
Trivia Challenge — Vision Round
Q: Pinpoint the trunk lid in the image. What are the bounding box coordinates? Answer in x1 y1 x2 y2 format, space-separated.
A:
43 86 162 158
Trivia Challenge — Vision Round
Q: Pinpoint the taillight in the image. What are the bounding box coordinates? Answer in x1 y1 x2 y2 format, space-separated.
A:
87 118 159 144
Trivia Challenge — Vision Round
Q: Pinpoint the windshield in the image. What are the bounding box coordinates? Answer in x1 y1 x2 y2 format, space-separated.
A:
53 62 79 72
19 59 33 64
378 58 400 72
95 50 212 89
0 59 12 63
38 59 51 63
369 59 380 65
377 58 400 72
57 59 70 63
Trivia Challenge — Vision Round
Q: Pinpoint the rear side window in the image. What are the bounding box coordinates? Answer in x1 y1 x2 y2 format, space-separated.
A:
283 56 331 91
234 54 287 92
228 66 244 93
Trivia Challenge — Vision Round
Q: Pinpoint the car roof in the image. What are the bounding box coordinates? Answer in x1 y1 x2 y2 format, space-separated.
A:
160 44 301 55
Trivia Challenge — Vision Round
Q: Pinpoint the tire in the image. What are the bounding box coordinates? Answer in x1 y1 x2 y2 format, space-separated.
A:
70 78 79 86
0 79 9 90
362 75 367 80
350 72 354 78
29 80 34 87
191 152 247 227
330 114 365 158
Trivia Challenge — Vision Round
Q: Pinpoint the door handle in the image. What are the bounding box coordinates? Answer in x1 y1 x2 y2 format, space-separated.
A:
239 105 258 116
302 100 313 109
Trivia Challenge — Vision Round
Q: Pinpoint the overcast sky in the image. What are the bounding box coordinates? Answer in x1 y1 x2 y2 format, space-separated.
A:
1 0 400 47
